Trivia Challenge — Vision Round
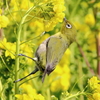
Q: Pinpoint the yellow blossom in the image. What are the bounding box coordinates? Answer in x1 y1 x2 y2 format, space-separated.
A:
0 38 8 49
93 93 100 100
88 76 100 92
15 94 32 100
34 94 45 100
0 38 34 60
94 2 100 8
20 0 34 10
9 0 65 31
0 15 9 28
0 38 15 59
5 42 16 59
87 93 100 100
15 84 45 100
87 76 100 100
74 22 90 33
20 83 37 95
36 0 65 31
29 20 44 36
85 13 95 26
53 4 65 13
10 0 18 6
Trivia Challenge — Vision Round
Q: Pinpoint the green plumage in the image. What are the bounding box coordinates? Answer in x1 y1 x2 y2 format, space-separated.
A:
35 18 77 82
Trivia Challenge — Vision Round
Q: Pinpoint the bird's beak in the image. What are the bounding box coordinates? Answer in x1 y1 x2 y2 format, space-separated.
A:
63 17 67 22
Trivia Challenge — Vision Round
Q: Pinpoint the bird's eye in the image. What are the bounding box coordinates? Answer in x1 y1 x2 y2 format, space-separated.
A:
66 24 72 28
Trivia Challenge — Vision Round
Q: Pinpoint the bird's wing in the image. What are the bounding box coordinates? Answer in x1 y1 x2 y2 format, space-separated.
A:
46 36 67 69
42 36 68 82
35 38 50 70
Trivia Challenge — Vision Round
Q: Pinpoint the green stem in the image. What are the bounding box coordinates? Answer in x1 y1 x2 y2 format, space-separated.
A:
76 42 95 75
15 18 22 95
47 88 51 100
78 62 84 100
65 92 85 100
14 5 42 97
14 6 37 96
96 33 100 78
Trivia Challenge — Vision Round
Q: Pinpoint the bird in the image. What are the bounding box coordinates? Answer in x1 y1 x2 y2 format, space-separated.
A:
14 17 77 83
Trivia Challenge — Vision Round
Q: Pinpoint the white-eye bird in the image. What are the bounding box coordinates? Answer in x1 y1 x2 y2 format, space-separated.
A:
14 18 77 83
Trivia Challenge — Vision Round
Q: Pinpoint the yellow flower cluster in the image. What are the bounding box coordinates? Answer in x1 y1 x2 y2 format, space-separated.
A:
0 38 33 62
50 49 71 92
85 13 95 26
9 0 34 22
94 2 100 8
9 0 65 32
10 0 33 10
15 83 45 100
41 0 66 31
0 15 9 28
87 76 100 100
74 14 96 51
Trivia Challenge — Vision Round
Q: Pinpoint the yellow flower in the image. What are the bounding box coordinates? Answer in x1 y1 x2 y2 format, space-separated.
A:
20 83 37 95
53 4 65 13
29 20 44 36
34 94 45 100
0 38 16 59
88 76 100 92
0 15 9 28
10 0 65 31
0 38 8 49
74 22 90 33
93 93 100 100
34 0 65 31
94 2 100 8
15 84 45 100
20 0 34 10
87 93 100 100
15 94 32 100
10 0 17 6
5 42 16 59
85 14 95 26
0 38 34 60
87 76 100 100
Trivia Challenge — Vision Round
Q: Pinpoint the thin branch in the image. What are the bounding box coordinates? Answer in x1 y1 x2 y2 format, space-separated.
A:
93 7 100 78
76 41 95 75
95 32 100 78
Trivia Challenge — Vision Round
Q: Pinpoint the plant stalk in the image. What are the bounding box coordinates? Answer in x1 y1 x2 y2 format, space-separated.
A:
14 5 40 97
76 42 95 75
96 32 100 78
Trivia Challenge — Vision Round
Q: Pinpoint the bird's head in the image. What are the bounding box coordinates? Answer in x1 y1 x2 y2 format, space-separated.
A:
61 18 77 43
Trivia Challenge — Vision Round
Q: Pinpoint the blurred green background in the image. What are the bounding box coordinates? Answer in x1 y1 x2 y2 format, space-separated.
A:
0 0 100 100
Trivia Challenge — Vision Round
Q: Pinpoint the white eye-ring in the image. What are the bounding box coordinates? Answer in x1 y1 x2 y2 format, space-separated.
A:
66 24 72 28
